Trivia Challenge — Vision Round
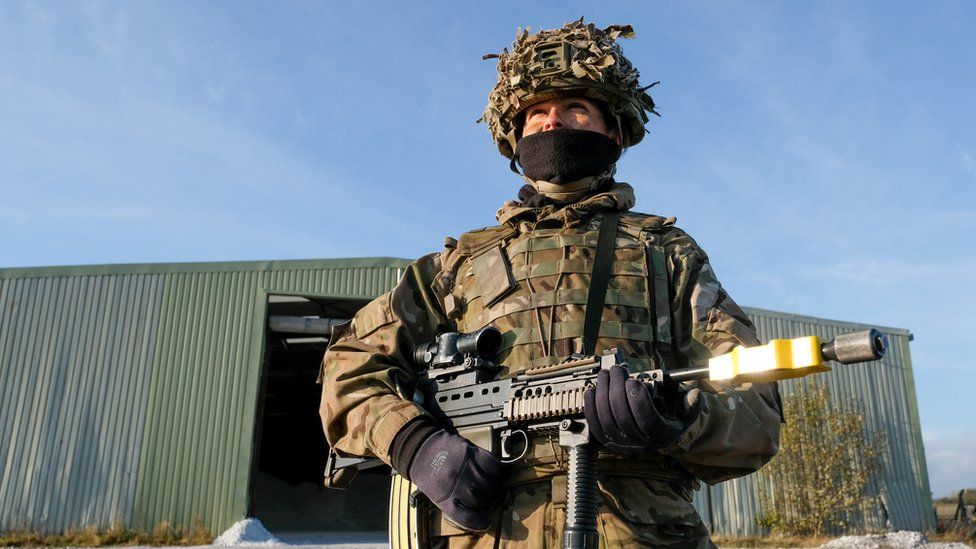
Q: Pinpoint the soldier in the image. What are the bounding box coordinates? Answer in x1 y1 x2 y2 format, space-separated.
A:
320 18 782 548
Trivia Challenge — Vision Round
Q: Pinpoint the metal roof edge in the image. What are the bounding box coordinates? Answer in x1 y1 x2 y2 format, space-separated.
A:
0 262 913 339
0 257 414 279
742 305 912 337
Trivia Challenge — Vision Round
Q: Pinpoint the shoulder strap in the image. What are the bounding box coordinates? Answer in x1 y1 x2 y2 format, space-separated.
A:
646 238 674 368
581 211 621 355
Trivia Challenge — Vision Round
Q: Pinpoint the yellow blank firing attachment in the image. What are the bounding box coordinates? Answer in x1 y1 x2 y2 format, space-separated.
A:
709 336 829 384
707 329 888 384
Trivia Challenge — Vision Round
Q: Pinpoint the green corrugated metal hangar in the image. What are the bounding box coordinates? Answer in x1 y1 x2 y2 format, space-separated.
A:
0 258 934 537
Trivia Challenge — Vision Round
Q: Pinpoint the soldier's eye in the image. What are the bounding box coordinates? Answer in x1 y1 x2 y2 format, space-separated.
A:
567 102 588 111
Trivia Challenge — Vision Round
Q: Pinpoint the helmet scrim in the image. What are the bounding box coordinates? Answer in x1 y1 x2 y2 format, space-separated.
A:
481 18 658 159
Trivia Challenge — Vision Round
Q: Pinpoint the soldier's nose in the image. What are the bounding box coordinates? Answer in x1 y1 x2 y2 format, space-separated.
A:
542 108 564 131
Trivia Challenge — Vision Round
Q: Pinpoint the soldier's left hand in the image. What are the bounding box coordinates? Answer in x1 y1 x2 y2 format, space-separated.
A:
583 365 702 454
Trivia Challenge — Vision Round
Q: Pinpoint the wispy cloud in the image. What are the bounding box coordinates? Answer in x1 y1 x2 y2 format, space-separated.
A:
910 347 975 372
923 431 976 498
807 259 976 284
963 150 976 180
82 2 127 66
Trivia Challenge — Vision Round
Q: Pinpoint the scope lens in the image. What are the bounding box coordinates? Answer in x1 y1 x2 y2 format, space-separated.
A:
476 328 501 357
457 326 502 358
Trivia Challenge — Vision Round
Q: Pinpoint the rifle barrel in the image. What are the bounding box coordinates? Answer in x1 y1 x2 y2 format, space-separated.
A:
667 366 711 383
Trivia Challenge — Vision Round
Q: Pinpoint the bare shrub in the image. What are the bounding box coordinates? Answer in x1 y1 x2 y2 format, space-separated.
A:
757 380 885 536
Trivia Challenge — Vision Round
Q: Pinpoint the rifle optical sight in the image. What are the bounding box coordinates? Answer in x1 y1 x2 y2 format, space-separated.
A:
414 326 502 367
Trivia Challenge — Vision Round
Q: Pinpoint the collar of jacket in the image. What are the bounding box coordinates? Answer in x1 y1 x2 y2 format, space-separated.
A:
523 174 600 204
495 182 637 228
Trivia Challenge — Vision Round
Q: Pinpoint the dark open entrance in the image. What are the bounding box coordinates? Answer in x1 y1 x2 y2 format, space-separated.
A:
249 294 392 533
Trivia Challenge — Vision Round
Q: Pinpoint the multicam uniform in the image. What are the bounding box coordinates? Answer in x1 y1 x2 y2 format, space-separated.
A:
320 183 782 548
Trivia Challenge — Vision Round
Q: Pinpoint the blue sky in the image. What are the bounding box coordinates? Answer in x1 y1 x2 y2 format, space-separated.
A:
1 2 973 498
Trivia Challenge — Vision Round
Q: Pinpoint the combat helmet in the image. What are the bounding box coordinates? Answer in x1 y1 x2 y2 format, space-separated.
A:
481 18 659 159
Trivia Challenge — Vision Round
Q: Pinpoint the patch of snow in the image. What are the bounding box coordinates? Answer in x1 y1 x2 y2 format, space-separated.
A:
818 531 969 549
213 518 282 546
720 531 972 549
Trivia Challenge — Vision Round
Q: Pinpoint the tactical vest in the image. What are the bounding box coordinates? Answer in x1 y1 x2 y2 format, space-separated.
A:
437 211 679 377
428 208 704 491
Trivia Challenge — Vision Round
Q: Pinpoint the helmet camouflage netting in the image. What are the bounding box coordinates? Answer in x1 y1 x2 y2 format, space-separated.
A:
481 17 659 159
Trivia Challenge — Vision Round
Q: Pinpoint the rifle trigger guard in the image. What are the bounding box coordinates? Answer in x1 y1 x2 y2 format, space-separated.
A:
500 429 529 464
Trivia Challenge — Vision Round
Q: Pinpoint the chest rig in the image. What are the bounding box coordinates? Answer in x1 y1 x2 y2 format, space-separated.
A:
437 210 678 377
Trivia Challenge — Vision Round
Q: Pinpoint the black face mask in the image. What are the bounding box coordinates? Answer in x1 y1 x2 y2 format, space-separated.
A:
515 128 622 183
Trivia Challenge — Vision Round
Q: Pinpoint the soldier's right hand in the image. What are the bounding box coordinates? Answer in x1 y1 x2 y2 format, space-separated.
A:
407 429 506 532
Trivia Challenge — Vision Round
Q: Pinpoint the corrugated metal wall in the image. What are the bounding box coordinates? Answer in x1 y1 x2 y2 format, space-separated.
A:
131 260 409 533
0 273 164 532
692 307 934 535
1 261 932 537
0 259 409 534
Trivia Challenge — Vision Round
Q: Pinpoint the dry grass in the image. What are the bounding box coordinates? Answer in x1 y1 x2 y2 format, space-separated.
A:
929 519 976 547
713 534 831 547
0 519 213 547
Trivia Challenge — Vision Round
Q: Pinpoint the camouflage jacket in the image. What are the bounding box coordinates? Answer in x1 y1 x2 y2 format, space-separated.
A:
320 183 782 488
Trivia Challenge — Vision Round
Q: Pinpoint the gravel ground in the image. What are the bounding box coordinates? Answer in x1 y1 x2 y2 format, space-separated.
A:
720 531 970 549
817 531 969 548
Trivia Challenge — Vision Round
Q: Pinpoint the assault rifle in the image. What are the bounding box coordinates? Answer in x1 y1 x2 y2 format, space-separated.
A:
324 327 888 549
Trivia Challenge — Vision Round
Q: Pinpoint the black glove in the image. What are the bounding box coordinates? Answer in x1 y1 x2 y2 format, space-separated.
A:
390 420 505 531
583 365 703 454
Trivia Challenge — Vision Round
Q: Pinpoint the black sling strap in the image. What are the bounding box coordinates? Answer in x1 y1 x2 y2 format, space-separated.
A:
581 211 621 355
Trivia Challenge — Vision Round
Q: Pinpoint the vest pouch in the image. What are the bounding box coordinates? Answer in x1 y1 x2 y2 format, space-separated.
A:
471 244 518 307
598 475 700 526
706 302 761 347
429 480 555 548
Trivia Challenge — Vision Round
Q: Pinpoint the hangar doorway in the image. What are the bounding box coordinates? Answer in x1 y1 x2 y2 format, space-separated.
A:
249 294 391 534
